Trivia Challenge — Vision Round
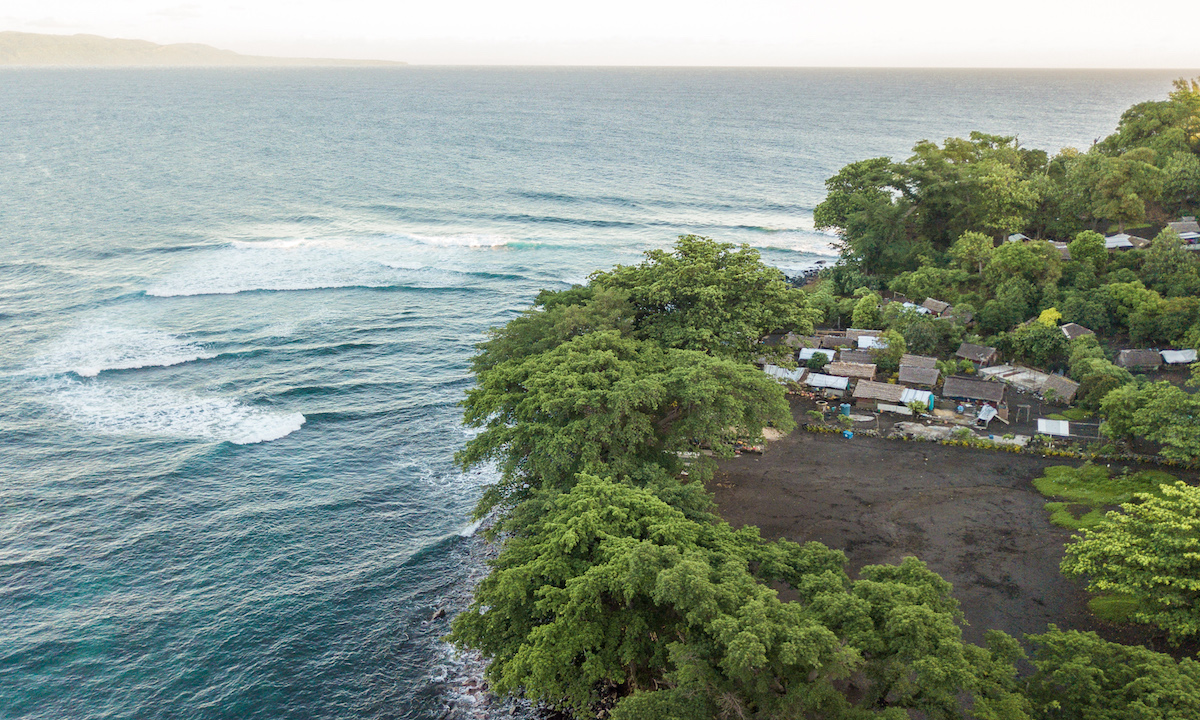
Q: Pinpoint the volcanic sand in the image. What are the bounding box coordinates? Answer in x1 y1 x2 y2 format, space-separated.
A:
710 401 1167 648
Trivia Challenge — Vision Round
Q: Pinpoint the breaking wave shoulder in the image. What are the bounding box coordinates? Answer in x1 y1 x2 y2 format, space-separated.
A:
44 378 305 444
36 325 215 377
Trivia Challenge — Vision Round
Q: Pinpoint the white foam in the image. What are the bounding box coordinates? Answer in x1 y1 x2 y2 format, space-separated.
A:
456 520 484 537
147 237 449 297
37 326 215 377
404 233 510 248
44 378 305 444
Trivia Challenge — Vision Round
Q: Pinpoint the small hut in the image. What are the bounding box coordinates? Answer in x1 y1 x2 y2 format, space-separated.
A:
921 298 952 316
853 380 907 404
900 354 937 369
941 376 1006 404
837 349 875 365
1115 349 1163 370
1041 375 1080 405
899 365 940 387
1060 323 1095 341
956 342 999 366
826 362 876 380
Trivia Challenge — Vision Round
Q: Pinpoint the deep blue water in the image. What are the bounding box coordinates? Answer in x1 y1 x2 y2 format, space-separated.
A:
0 67 1188 719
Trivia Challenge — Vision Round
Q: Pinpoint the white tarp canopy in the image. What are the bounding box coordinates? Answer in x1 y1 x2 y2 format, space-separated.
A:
857 335 884 349
899 388 934 407
805 372 850 390
1038 419 1070 437
977 405 998 424
1161 349 1198 364
763 364 805 383
798 347 835 361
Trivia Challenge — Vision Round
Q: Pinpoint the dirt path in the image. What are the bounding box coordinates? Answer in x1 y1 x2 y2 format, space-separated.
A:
710 406 1165 648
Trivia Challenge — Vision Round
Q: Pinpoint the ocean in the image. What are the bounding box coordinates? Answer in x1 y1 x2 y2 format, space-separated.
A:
0 67 1187 719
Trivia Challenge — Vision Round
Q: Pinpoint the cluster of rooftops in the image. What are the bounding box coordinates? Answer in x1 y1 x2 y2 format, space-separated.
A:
1007 216 1200 253
760 329 1196 422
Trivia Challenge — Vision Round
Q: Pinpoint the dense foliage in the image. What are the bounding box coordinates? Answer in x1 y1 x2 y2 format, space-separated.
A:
450 81 1200 717
1025 627 1200 720
807 78 1200 465
1062 482 1200 641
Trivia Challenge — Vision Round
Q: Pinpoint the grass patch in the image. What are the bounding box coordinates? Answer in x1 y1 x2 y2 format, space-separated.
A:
1033 463 1175 507
1045 413 1068 421
1060 409 1093 422
1088 594 1140 624
1044 501 1108 530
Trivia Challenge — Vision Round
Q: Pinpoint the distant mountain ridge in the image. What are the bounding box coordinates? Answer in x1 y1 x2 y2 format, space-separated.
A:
0 31 405 66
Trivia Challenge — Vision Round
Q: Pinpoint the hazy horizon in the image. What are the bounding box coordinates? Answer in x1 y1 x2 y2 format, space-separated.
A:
4 0 1200 68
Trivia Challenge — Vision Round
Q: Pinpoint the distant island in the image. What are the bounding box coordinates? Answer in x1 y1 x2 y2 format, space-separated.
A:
0 31 405 67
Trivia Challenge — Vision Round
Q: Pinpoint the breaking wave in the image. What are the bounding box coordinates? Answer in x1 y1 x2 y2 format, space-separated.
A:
36 325 215 377
44 378 305 444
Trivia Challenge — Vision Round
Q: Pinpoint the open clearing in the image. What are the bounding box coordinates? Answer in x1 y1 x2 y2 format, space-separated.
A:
710 398 1186 650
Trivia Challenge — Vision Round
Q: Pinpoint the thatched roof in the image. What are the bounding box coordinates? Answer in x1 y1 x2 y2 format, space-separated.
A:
900 354 937 369
922 298 951 315
826 362 876 380
956 343 999 364
1060 323 1094 341
1115 349 1162 369
853 380 906 403
838 349 875 365
942 376 1005 404
1168 219 1200 235
1041 375 1079 405
819 335 851 349
899 366 941 386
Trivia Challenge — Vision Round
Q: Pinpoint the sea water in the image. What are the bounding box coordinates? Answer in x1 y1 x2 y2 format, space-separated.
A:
0 67 1185 719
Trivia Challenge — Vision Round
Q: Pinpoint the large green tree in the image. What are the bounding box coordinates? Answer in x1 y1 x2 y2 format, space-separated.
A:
459 330 794 516
591 235 816 361
1062 482 1200 640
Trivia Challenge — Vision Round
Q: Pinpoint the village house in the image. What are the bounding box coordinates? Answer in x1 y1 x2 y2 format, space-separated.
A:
899 365 940 387
1115 349 1163 371
921 298 952 316
956 342 999 366
941 376 1006 405
1060 323 1095 341
825 361 876 380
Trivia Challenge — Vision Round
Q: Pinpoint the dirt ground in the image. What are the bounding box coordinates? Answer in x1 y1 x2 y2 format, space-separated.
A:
710 398 1182 650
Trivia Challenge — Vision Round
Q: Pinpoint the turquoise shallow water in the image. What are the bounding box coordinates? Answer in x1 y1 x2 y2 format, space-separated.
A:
0 67 1187 719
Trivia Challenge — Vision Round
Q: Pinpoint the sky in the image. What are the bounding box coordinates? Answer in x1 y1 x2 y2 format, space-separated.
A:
3 0 1200 67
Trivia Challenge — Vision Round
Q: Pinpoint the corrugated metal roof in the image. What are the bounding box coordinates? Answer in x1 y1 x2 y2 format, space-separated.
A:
900 388 934 406
1038 419 1070 437
763 364 806 383
805 373 849 390
798 347 835 361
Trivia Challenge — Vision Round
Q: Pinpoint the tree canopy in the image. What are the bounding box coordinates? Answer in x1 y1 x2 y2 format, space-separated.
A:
1061 482 1200 640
